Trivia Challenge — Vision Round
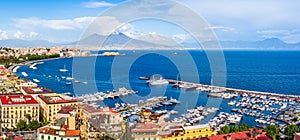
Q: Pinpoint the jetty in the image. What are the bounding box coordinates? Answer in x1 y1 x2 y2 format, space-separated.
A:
167 79 300 101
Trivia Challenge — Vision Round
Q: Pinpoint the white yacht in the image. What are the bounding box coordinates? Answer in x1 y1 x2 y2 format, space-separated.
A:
21 72 28 77
66 77 74 81
59 65 68 72
149 77 169 86
33 79 40 83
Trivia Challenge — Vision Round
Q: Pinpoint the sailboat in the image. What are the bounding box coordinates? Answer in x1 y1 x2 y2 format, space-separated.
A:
59 64 68 72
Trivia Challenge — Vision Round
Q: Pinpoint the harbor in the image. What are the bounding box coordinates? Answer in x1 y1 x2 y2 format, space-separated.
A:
137 76 300 131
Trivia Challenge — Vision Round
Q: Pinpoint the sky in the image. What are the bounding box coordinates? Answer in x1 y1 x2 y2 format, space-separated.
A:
0 0 299 43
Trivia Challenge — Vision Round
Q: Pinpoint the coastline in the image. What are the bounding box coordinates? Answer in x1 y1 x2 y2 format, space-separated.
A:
8 56 67 73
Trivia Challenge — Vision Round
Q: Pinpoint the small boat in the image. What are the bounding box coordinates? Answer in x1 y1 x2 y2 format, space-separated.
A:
66 82 72 85
82 81 88 84
66 77 74 81
30 66 37 70
170 110 178 115
63 92 73 97
74 80 80 83
228 101 236 106
139 76 150 80
59 65 68 72
33 79 40 83
21 72 28 77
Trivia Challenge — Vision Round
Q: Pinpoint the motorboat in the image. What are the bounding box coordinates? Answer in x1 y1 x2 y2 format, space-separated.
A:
59 65 68 72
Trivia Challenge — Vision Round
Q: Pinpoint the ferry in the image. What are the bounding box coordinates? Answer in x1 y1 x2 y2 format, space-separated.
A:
21 72 28 77
147 76 169 86
149 78 169 86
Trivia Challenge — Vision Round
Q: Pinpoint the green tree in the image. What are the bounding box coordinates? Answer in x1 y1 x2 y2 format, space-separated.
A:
27 120 41 130
25 114 32 122
231 125 239 132
265 125 280 140
16 120 27 131
284 124 299 140
239 123 249 131
219 125 230 134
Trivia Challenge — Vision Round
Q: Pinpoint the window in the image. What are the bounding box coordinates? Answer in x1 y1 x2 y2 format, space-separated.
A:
48 136 50 140
193 131 195 133
54 137 56 140
61 138 63 140
41 135 44 139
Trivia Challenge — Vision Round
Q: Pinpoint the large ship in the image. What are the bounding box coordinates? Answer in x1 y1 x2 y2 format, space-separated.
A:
148 77 169 86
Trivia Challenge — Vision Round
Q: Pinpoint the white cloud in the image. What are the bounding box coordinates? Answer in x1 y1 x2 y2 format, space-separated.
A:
29 31 39 38
13 31 26 39
172 34 191 43
14 17 95 30
11 31 39 40
210 26 235 32
82 1 115 8
83 16 132 37
0 30 8 40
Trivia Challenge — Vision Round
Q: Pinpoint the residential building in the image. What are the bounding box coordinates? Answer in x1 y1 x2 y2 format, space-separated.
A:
37 125 80 140
78 104 123 139
0 95 39 128
201 129 272 140
21 87 56 99
131 123 161 140
37 94 81 122
160 124 216 140
37 105 80 140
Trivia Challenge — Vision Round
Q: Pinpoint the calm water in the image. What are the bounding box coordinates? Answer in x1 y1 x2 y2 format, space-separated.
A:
15 50 300 126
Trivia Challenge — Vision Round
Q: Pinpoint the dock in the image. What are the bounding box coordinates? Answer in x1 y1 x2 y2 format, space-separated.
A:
167 79 300 101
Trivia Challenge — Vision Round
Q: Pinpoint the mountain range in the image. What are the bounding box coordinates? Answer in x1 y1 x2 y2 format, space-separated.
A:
0 33 300 50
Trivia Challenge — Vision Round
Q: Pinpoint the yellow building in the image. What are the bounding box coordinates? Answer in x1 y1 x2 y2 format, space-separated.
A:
37 94 81 122
0 95 39 129
160 124 216 140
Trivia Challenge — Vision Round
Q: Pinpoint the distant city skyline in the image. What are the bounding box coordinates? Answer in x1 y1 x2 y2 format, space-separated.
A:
0 0 299 43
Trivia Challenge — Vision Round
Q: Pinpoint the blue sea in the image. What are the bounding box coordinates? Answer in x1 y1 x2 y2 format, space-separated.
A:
15 50 300 127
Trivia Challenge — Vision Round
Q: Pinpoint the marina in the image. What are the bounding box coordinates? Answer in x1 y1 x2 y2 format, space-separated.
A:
77 87 138 103
114 96 181 118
